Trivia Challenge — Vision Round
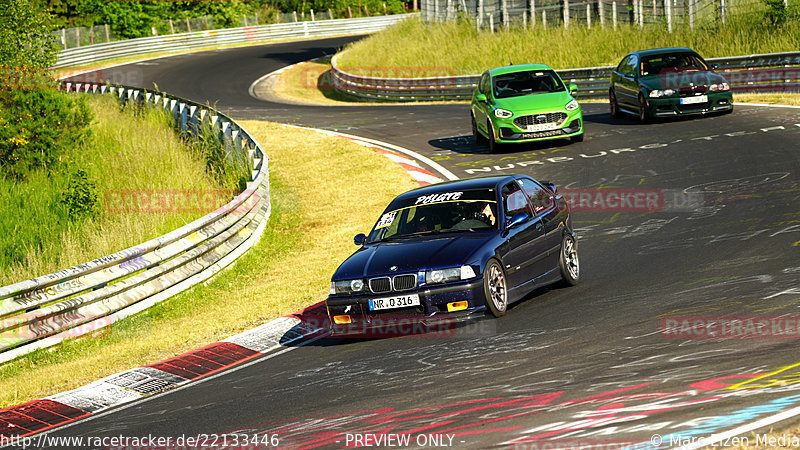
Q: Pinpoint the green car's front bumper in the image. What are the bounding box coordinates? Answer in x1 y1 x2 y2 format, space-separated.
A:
645 91 733 117
491 108 583 143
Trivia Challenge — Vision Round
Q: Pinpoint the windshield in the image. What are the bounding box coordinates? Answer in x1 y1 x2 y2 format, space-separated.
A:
641 53 707 76
493 70 565 99
367 200 498 243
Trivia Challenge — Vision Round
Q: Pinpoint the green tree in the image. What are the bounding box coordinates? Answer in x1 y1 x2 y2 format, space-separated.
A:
0 0 58 68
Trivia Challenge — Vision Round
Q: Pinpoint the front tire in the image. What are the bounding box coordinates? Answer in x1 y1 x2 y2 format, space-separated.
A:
484 259 508 317
638 94 651 123
472 114 486 144
609 89 622 119
571 132 584 143
487 120 499 153
559 234 580 286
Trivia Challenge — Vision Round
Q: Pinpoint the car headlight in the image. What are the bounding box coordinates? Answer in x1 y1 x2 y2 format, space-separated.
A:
709 83 730 91
648 89 675 98
331 279 365 295
565 99 579 111
426 265 477 284
494 108 513 119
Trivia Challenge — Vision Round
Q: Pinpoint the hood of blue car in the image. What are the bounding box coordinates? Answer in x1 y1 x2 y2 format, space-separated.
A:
333 233 490 280
494 91 572 113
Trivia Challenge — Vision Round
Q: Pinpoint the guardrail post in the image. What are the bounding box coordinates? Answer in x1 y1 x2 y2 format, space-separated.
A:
587 3 591 28
502 0 509 28
529 0 536 26
179 102 189 134
599 0 604 26
564 0 570 29
666 0 672 32
542 9 547 28
612 0 617 28
477 0 484 28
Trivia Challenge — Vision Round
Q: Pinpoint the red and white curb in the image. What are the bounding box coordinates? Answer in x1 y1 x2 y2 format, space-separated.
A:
0 314 322 440
0 131 455 442
283 124 458 184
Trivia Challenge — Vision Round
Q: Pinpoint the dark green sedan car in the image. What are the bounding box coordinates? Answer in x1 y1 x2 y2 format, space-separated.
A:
609 47 733 122
471 64 583 152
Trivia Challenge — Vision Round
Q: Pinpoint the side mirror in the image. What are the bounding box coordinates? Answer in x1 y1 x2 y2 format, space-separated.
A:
506 213 529 229
543 182 557 194
568 83 578 94
475 93 488 103
354 233 367 245
710 63 720 70
624 71 635 79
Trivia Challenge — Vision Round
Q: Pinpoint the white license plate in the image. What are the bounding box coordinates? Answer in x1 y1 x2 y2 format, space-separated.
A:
680 95 708 105
369 294 420 311
526 122 559 132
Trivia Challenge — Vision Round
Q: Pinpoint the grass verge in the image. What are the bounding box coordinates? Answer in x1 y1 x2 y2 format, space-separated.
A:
0 95 225 285
336 15 800 76
0 122 417 408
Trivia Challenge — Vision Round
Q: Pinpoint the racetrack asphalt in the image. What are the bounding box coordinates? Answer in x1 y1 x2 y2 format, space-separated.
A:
51 36 800 448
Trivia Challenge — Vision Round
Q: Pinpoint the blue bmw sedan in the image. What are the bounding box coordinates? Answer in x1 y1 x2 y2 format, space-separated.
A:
325 175 579 333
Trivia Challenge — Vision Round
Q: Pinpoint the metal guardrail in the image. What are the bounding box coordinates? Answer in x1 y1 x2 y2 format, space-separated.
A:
330 51 800 101
0 12 416 364
54 14 417 68
0 83 270 364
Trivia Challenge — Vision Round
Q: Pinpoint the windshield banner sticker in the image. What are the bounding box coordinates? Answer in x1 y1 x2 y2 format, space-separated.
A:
415 192 464 205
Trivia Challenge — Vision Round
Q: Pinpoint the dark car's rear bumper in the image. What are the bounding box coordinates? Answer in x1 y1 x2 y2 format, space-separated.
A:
326 279 486 335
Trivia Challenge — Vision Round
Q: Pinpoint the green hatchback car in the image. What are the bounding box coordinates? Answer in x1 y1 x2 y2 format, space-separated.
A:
471 64 583 152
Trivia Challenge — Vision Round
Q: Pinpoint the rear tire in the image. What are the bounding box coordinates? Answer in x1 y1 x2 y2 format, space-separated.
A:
558 235 580 286
484 259 508 317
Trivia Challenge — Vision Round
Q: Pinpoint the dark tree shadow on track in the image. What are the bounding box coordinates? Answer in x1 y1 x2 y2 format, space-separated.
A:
428 135 581 155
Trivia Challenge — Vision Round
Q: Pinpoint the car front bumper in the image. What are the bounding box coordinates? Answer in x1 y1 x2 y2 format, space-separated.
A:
492 109 583 144
646 92 733 117
325 278 486 335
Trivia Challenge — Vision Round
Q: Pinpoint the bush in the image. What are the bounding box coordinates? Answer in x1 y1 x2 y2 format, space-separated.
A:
0 0 58 68
60 168 100 220
0 89 93 180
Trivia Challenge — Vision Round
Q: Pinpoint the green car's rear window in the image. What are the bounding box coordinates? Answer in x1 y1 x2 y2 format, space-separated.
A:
493 70 565 99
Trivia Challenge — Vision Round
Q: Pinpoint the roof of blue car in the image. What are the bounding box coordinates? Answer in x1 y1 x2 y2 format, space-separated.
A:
393 176 516 201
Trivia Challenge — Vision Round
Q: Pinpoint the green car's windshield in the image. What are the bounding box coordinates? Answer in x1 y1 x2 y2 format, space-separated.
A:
641 53 707 76
493 70 565 99
367 200 498 243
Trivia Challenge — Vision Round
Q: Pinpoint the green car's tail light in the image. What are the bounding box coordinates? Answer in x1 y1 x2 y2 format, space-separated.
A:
565 99 579 111
494 109 513 118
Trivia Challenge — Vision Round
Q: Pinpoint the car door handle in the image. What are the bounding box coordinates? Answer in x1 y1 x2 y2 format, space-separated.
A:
536 222 543 232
